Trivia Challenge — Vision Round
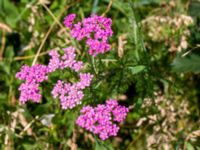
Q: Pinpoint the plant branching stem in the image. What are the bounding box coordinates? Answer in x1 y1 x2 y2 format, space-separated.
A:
102 0 113 17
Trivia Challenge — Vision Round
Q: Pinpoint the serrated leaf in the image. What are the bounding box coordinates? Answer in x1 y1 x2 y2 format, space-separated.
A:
128 65 146 75
172 54 200 73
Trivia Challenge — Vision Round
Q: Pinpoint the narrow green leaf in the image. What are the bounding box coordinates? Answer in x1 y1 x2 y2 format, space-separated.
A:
128 65 146 75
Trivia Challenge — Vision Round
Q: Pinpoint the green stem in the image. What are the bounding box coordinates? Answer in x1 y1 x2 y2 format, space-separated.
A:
92 0 99 14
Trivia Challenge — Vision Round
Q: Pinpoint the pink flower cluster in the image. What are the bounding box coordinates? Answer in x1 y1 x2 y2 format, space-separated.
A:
64 14 113 56
76 99 129 140
48 47 93 109
63 14 76 29
16 64 49 103
16 14 129 140
16 47 93 108
51 73 93 109
48 47 83 72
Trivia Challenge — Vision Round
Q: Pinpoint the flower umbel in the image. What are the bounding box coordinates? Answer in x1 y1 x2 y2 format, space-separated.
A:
48 47 83 72
64 14 113 56
16 64 49 103
76 99 129 140
51 73 93 109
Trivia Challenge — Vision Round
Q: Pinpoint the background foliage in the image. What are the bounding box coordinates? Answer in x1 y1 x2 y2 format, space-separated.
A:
0 0 199 149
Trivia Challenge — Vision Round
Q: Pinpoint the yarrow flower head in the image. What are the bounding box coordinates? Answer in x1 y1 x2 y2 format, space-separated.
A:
76 99 129 140
48 47 83 73
16 64 49 103
16 64 49 83
47 47 94 109
18 82 41 103
64 14 113 56
51 73 93 109
16 46 92 105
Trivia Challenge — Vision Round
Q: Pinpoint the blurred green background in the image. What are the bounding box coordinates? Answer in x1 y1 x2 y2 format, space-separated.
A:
0 0 200 149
